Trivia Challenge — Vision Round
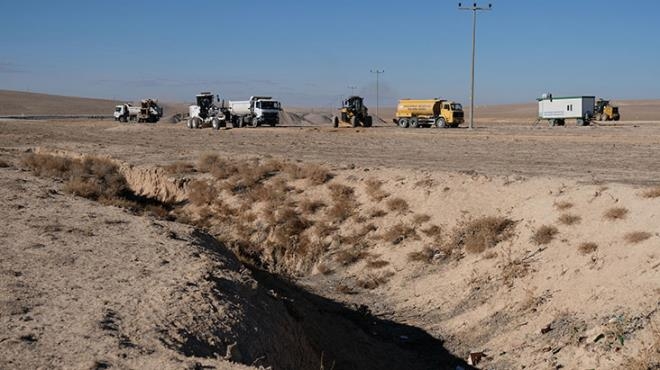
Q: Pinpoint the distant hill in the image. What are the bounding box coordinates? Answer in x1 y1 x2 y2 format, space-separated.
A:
0 90 187 117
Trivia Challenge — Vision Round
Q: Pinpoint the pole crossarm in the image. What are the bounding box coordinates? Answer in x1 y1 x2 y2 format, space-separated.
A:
370 69 385 121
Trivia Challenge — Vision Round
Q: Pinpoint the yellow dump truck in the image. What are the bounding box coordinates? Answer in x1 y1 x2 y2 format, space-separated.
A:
393 99 464 128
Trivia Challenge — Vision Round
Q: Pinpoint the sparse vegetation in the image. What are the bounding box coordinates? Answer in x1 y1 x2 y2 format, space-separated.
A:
624 231 652 244
554 201 574 210
316 262 333 275
641 187 660 199
364 178 389 202
407 246 438 263
604 207 629 220
368 208 387 218
380 223 418 245
299 199 326 214
326 183 358 222
531 225 559 245
449 216 516 254
0 159 10 168
501 256 529 287
187 180 216 206
334 247 369 266
558 213 581 226
578 242 598 255
284 162 333 185
163 161 195 175
366 259 390 269
356 271 393 290
412 214 431 225
386 197 409 215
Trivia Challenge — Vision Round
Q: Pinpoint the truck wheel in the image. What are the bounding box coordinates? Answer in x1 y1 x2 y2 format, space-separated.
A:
549 119 556 127
435 117 447 128
576 118 585 126
211 118 221 130
332 116 339 128
398 118 409 128
351 116 359 127
409 117 419 128
192 117 202 129
364 116 373 127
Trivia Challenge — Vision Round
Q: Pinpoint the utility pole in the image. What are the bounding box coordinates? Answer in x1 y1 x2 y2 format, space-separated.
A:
458 2 492 130
370 69 384 120
347 85 358 95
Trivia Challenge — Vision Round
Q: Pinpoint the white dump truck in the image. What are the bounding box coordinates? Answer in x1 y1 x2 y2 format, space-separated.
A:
114 99 163 123
228 96 281 127
537 93 595 126
187 92 229 130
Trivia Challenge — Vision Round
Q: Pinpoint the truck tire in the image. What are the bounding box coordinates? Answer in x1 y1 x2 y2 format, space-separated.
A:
332 116 339 128
398 118 409 128
435 117 447 128
549 119 557 127
186 119 193 129
192 117 202 129
409 117 419 128
211 118 221 130
350 116 359 127
364 116 373 127
576 118 585 126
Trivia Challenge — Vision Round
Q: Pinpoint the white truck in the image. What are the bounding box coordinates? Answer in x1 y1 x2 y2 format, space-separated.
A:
228 96 281 127
114 99 163 123
187 92 229 130
537 93 595 126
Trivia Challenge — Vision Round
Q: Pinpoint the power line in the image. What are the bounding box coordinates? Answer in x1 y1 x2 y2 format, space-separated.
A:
458 2 492 130
347 85 358 95
370 69 384 120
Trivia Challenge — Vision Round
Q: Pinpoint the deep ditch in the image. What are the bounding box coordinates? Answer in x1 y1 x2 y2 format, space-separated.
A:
24 149 474 370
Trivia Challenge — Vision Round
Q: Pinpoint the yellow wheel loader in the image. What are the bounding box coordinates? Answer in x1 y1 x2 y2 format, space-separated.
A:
594 98 620 121
332 96 373 128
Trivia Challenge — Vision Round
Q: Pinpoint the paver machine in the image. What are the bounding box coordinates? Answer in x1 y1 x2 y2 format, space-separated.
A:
332 96 373 128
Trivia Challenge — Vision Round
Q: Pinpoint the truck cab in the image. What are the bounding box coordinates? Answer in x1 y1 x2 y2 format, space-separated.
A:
253 97 281 126
441 101 464 127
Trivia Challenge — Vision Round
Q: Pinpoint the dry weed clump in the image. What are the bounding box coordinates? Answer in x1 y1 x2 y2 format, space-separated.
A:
624 231 652 244
381 223 418 245
641 187 660 199
531 225 559 245
316 262 334 275
603 207 629 220
21 153 73 177
163 161 196 175
407 246 438 263
578 242 598 255
554 201 574 210
421 224 443 243
558 213 581 226
334 247 369 266
368 209 387 218
412 214 431 225
364 178 389 202
284 162 333 185
197 153 238 179
326 183 358 222
0 159 10 168
501 256 530 287
450 216 516 254
366 258 390 269
299 199 326 215
187 180 217 206
356 271 394 290
386 197 410 215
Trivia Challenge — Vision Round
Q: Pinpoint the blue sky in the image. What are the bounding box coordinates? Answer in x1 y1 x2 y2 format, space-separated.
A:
1 0 659 107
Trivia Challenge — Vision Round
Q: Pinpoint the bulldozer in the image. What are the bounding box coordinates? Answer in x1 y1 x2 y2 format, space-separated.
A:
594 98 620 121
332 96 373 128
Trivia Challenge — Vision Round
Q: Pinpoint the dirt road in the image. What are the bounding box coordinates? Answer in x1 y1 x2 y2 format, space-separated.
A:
2 119 660 185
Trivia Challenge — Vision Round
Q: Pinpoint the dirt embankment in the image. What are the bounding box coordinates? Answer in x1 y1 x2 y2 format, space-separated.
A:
0 150 471 370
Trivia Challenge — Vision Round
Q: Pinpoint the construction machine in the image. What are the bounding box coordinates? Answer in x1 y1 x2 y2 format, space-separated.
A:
114 99 163 123
594 98 620 121
187 92 230 130
332 96 373 128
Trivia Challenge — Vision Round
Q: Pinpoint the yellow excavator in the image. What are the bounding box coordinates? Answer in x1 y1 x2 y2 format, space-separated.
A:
332 96 373 128
594 98 620 121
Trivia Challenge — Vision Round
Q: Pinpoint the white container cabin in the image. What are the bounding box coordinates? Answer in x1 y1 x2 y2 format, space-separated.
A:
537 93 595 126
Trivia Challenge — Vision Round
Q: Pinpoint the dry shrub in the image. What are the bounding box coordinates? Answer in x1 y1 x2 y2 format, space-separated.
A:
641 187 660 199
340 223 377 247
245 177 291 204
0 159 10 168
407 246 437 263
334 247 369 266
621 325 660 370
364 178 389 202
63 158 127 201
554 201 574 210
288 163 333 185
326 183 358 222
386 197 409 215
421 224 442 238
335 283 356 295
578 242 598 255
624 231 652 244
366 259 389 269
531 225 559 245
558 213 581 226
316 262 333 275
187 180 216 206
414 178 434 188
21 153 73 177
356 271 394 290
381 223 418 245
300 199 326 214
501 256 529 287
163 161 195 175
197 153 237 179
604 207 629 220
314 222 338 239
450 216 516 254
144 204 169 219
368 209 387 218
412 214 431 225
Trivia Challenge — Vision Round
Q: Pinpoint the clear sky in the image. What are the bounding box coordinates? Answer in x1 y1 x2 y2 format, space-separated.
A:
1 0 659 107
